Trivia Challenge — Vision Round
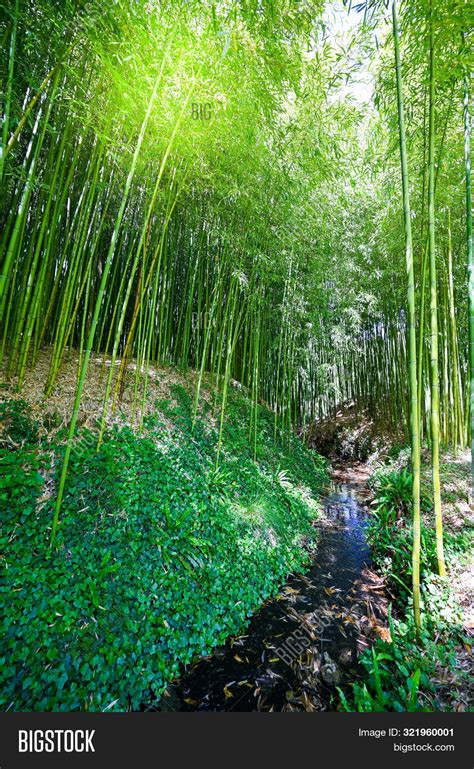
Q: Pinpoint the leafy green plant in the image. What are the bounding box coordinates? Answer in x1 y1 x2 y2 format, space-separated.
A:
372 467 414 518
337 599 463 713
0 399 39 447
0 395 328 711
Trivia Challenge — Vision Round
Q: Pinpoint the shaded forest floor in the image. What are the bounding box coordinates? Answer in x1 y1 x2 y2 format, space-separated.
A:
1 350 329 711
1 352 472 711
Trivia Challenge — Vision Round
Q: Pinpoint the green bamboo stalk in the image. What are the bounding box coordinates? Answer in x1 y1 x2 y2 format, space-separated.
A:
1 0 19 184
50 68 163 544
392 0 422 630
427 0 445 577
463 54 473 491
0 70 61 322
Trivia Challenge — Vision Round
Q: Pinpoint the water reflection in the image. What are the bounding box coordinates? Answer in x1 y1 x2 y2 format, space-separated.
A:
156 486 372 711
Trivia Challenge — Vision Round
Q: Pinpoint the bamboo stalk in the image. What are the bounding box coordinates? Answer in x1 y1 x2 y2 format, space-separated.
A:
392 0 422 630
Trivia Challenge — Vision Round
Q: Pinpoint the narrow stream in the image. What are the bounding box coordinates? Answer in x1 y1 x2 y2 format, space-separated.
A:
158 479 372 712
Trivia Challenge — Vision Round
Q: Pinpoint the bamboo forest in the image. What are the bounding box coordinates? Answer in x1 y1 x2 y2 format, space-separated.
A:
0 0 472 715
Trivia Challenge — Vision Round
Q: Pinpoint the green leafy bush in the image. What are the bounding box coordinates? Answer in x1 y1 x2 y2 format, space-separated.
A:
371 467 413 517
367 466 471 602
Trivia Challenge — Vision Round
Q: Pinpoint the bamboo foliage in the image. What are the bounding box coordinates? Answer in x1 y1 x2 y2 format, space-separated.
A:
0 0 470 620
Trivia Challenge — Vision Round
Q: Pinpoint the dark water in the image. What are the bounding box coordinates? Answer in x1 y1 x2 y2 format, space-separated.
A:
157 483 371 712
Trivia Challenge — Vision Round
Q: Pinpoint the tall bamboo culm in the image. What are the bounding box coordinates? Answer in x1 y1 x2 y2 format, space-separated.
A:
463 52 473 497
392 0 422 630
427 0 445 576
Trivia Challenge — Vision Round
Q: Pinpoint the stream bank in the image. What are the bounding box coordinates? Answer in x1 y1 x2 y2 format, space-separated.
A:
157 463 389 712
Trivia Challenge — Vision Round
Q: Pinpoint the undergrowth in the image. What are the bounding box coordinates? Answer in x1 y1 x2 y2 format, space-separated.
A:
0 387 328 711
338 447 472 712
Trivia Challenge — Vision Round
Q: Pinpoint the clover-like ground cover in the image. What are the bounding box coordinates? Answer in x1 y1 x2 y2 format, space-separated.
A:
1 365 328 711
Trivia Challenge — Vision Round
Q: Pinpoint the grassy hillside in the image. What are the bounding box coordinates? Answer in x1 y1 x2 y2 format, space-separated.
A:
0 365 328 711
